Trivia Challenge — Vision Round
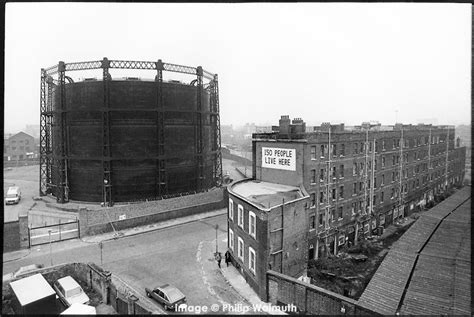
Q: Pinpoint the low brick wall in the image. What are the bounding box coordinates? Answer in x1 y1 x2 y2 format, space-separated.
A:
266 270 379 315
77 188 226 237
80 199 226 236
3 221 20 252
222 151 252 165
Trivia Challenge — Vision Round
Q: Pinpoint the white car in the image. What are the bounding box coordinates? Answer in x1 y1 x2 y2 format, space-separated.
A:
53 276 90 307
5 186 21 205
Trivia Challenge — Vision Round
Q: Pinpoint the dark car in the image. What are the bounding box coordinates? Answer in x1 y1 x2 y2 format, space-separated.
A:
145 284 186 310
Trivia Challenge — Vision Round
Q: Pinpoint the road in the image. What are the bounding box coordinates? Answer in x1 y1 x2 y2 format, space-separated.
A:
3 165 38 222
3 214 251 314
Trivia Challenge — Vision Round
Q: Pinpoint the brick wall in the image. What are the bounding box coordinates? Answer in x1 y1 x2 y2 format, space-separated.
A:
19 215 29 249
79 189 225 237
266 270 379 315
222 151 252 165
3 221 20 252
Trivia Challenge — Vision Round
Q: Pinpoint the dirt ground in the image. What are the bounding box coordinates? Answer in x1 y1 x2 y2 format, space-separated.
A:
307 221 414 299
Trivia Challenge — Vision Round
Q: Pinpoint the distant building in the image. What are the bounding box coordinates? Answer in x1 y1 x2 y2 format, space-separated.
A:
4 132 36 161
226 115 466 300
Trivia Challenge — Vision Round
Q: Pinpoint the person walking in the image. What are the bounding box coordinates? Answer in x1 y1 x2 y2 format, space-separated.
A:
216 252 222 269
225 250 231 267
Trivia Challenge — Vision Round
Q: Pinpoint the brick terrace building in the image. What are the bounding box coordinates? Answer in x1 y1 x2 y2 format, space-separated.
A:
252 116 466 260
226 115 466 300
227 180 309 299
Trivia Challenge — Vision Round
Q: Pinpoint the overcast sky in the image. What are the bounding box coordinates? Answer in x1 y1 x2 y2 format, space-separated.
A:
4 3 472 133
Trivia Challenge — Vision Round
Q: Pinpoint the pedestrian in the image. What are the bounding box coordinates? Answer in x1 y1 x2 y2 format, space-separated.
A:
216 252 222 269
225 250 231 267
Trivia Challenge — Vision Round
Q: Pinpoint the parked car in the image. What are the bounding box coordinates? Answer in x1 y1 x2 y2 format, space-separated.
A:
53 276 90 307
145 284 186 310
2 264 44 283
5 186 21 205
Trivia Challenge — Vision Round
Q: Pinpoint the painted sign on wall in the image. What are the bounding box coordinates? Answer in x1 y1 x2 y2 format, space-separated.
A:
262 147 296 171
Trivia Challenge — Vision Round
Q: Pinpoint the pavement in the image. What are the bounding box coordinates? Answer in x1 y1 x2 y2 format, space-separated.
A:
3 206 285 314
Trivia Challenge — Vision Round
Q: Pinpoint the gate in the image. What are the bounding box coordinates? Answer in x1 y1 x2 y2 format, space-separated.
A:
29 220 79 246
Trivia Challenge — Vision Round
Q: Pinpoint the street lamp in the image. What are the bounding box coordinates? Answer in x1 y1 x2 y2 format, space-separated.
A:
103 179 109 207
99 241 103 265
48 229 53 266
215 224 219 254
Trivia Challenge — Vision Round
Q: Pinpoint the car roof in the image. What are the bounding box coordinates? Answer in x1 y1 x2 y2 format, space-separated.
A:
158 284 185 302
57 276 81 291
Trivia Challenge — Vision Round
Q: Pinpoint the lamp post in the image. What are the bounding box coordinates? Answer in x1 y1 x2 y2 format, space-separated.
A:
103 179 108 207
99 241 103 265
215 224 219 254
48 229 53 266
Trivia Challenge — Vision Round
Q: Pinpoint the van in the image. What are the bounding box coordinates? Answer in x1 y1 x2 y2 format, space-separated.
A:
5 186 21 205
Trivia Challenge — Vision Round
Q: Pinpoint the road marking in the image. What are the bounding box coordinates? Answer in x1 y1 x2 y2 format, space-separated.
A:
196 240 230 308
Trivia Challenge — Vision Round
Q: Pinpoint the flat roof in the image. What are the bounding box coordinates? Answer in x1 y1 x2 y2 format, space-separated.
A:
10 273 56 306
358 186 471 315
230 180 304 209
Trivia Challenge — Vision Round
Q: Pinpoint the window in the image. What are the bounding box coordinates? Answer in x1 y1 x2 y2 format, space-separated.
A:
320 168 325 181
392 155 396 166
359 162 364 175
249 211 256 238
311 146 316 160
318 212 324 226
229 199 234 220
374 159 377 171
340 144 345 156
381 174 385 185
353 182 357 195
310 215 316 230
382 140 386 150
359 182 363 192
381 191 384 203
238 237 244 261
339 186 344 199
382 156 385 168
353 143 358 154
353 163 357 176
332 166 337 178
320 145 325 157
311 169 316 183
338 206 343 219
339 165 344 178
249 247 256 274
332 188 336 200
310 193 316 208
331 144 337 156
360 143 364 153
373 194 377 205
238 205 244 229
229 228 234 251
374 178 377 188
331 209 336 222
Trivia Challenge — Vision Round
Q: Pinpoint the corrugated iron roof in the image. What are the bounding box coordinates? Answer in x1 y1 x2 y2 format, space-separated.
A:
358 186 471 315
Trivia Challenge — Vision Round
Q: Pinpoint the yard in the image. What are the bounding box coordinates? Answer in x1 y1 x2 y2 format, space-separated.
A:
307 220 414 299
